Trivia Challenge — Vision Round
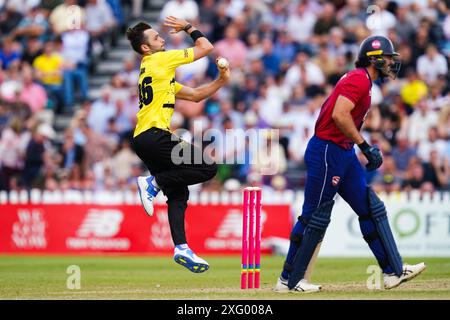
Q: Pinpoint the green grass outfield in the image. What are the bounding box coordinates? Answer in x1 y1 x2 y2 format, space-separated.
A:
0 255 449 299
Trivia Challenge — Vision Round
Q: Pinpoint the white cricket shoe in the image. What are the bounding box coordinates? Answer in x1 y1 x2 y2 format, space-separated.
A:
289 279 322 293
274 276 289 292
384 262 426 289
173 244 209 273
383 273 402 289
401 262 426 282
273 277 322 293
137 175 160 216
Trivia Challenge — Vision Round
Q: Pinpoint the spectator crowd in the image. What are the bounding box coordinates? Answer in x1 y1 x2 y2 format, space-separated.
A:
1 0 450 195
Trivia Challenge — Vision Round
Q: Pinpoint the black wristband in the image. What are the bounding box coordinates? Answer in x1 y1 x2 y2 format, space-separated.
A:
183 23 192 32
357 140 370 151
190 30 205 42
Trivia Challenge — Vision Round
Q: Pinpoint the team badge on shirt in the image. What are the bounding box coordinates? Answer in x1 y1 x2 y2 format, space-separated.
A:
332 176 340 186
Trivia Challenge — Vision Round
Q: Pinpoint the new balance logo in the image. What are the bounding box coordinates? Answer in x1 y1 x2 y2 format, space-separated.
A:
67 209 130 250
76 209 123 238
205 209 267 250
215 209 242 238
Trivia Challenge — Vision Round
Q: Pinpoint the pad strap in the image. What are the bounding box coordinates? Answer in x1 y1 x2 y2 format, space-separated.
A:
358 215 372 221
298 216 309 226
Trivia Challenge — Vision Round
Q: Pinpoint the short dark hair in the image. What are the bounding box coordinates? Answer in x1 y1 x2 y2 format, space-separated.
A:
126 22 152 54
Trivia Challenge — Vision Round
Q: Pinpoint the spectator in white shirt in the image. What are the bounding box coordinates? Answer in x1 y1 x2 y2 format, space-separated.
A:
407 99 439 145
61 29 89 65
427 81 450 111
416 44 448 84
61 27 90 108
251 130 287 176
4 0 41 15
365 1 396 36
417 127 447 162
160 0 199 22
85 0 116 40
278 101 318 165
87 86 116 134
258 83 283 127
285 51 325 89
286 1 317 44
444 13 450 43
50 0 85 35
224 0 246 19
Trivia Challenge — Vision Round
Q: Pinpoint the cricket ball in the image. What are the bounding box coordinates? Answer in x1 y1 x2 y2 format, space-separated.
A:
217 57 229 68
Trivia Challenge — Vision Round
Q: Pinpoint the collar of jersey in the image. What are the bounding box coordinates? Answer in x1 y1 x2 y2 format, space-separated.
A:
363 67 373 86
143 52 160 61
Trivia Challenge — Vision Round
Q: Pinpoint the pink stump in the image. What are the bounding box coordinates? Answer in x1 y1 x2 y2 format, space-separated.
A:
255 188 261 288
248 189 255 289
241 189 249 289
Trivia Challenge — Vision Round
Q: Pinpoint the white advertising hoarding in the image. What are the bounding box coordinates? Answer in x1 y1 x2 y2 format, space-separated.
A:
320 193 450 257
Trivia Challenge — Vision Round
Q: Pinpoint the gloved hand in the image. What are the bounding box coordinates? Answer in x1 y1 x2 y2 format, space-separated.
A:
358 141 383 171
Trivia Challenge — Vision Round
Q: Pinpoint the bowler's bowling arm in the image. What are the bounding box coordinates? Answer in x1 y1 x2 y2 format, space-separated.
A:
175 68 230 102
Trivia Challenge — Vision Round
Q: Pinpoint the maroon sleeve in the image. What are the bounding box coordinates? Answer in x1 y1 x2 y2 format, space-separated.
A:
337 73 369 105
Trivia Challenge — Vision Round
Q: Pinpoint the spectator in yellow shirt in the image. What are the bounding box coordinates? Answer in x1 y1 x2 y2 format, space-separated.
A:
33 41 64 112
400 68 428 113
